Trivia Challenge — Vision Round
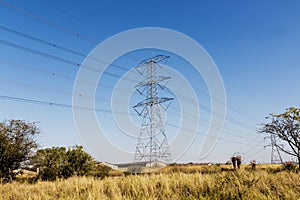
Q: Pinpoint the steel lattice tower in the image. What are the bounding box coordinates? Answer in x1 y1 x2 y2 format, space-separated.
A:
264 135 283 164
133 55 173 164
270 135 283 164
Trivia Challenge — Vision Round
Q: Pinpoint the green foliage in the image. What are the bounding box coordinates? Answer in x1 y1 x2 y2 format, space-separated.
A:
262 107 300 168
33 147 68 180
89 164 111 179
66 146 94 176
33 146 94 180
0 119 39 181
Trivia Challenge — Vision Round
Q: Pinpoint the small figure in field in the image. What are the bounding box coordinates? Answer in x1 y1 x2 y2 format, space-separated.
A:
236 155 242 169
231 156 236 169
250 160 256 170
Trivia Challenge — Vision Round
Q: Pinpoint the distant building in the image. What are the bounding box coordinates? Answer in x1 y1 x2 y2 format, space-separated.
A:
99 162 118 170
98 161 167 171
116 161 167 168
146 161 167 167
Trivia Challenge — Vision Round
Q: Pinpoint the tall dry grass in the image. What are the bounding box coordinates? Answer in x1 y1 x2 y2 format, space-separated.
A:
0 170 299 199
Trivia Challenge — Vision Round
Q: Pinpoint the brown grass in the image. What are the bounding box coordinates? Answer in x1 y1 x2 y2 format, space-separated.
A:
0 166 299 200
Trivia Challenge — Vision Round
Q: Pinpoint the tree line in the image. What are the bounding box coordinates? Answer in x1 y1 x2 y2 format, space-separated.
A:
0 120 110 182
1 107 300 182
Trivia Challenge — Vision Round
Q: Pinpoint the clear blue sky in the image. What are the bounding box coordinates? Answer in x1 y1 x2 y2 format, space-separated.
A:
0 0 300 164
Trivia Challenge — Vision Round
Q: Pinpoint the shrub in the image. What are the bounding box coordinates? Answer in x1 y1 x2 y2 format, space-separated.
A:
33 146 94 180
89 164 111 179
283 161 296 171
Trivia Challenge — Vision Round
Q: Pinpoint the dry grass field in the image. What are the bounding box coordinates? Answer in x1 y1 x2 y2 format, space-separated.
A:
0 164 299 200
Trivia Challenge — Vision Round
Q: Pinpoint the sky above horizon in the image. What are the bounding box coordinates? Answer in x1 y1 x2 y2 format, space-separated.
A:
1 0 300 164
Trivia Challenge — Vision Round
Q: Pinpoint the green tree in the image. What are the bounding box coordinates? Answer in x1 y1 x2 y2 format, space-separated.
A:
33 147 69 180
33 146 94 180
0 119 39 180
66 146 94 176
261 107 300 168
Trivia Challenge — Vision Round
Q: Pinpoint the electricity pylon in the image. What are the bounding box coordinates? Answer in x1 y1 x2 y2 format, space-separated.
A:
265 135 283 164
270 135 283 164
133 55 173 164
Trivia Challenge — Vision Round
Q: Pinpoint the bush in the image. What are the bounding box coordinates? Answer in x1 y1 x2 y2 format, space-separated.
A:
283 161 296 171
33 146 94 180
89 164 111 179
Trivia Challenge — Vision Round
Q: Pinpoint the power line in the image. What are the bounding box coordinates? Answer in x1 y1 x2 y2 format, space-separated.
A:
0 74 257 142
0 94 265 147
165 89 257 131
0 25 261 129
0 26 259 131
0 78 131 106
161 62 260 124
0 39 80 66
0 0 261 127
0 39 132 78
0 25 131 73
0 41 257 132
168 108 258 140
243 143 264 155
0 94 111 113
0 71 258 141
0 39 137 84
0 0 268 159
0 60 129 89
165 122 263 146
0 0 98 44
0 0 141 61
245 147 266 160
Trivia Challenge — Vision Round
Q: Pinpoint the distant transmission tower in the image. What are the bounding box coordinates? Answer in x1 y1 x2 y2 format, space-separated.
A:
270 135 283 164
265 135 283 164
133 55 173 164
